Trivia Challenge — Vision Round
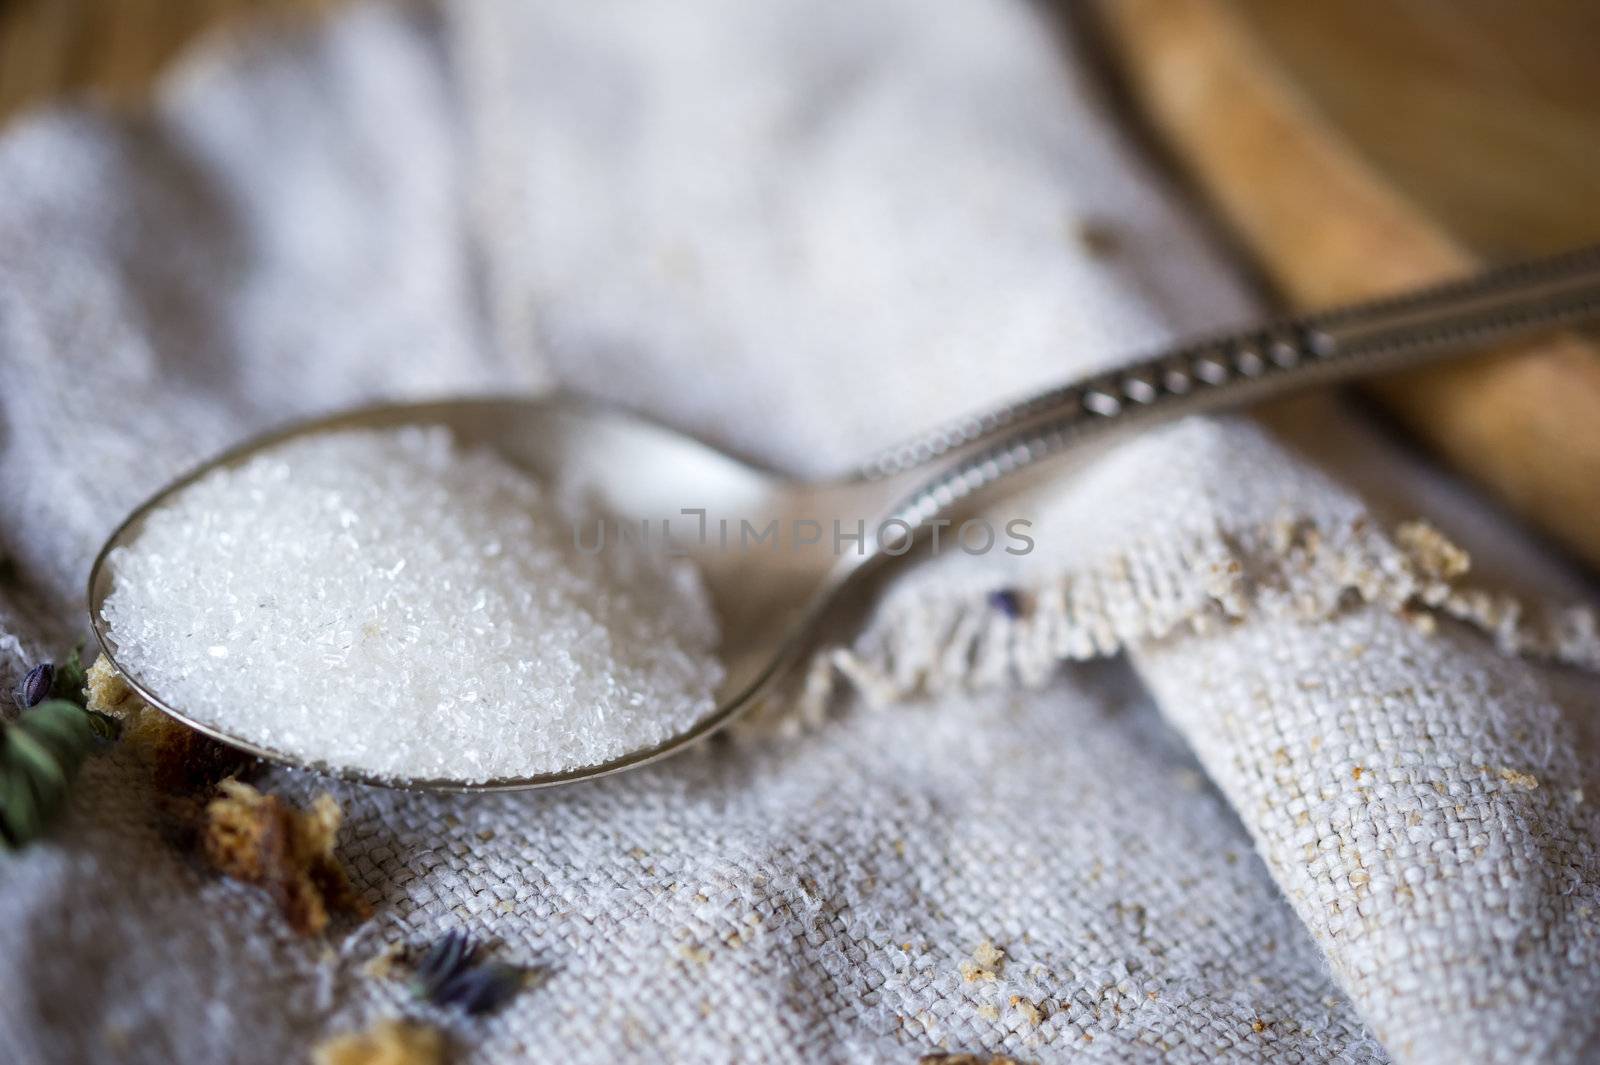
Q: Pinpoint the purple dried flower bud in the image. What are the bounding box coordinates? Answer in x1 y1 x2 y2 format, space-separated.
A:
409 931 525 1015
987 588 1024 620
18 663 53 708
433 962 525 1015
411 930 477 1000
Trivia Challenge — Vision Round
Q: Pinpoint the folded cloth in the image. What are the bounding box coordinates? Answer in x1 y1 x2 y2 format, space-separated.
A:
2 2 1598 1062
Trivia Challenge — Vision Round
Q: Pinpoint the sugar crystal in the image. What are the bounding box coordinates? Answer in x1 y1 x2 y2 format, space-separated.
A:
100 426 725 783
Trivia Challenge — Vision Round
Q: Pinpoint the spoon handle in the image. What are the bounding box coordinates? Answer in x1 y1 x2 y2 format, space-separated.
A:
858 243 1600 482
869 243 1600 532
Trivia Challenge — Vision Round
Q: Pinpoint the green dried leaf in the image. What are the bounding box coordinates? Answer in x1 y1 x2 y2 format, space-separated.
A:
4 727 68 794
0 768 42 849
85 710 121 743
19 700 98 751
48 645 88 708
0 698 107 851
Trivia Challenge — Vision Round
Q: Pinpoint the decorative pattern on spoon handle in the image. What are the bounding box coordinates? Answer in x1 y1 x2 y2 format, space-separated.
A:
859 243 1600 483
873 244 1600 534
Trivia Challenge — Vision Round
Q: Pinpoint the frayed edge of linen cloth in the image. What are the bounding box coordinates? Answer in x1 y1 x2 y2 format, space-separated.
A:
769 513 1600 734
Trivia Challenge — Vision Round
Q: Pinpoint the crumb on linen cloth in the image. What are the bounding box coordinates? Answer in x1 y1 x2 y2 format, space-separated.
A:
1009 995 1044 1026
1395 520 1471 581
1496 766 1540 791
363 942 408 981
959 940 1005 982
86 654 254 793
86 654 139 716
202 779 370 936
312 1019 444 1065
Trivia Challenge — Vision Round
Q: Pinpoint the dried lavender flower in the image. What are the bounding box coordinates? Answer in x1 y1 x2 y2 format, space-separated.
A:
17 664 52 709
410 932 525 1016
410 931 478 1001
431 962 525 1016
987 588 1024 620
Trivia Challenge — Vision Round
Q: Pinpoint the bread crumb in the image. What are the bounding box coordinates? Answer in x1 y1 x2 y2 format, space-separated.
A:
202 780 369 936
1009 996 1042 1026
312 1019 444 1065
86 655 138 716
87 654 254 794
958 961 995 983
1496 767 1540 791
960 940 1005 982
977 1004 1000 1022
1395 521 1470 580
363 943 406 981
1400 607 1438 635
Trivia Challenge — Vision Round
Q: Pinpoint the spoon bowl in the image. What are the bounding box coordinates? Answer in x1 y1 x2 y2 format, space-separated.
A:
88 394 888 791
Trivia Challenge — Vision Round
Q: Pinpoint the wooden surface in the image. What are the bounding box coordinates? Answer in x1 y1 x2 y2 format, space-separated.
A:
1235 0 1600 259
1093 0 1600 572
4 1 1600 567
0 0 334 121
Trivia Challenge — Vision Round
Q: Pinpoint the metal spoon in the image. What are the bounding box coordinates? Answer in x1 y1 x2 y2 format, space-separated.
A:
88 244 1600 791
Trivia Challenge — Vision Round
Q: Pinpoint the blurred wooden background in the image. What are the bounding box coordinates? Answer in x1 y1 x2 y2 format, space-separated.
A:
4 0 1596 260
5 0 1597 256
1236 0 1600 258
0 0 336 120
1091 0 1600 571
3 0 1598 566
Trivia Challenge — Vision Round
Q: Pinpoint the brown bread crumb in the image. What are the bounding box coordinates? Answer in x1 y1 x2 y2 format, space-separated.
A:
86 654 255 794
1008 995 1043 1026
1395 520 1471 581
959 940 1005 982
202 779 369 936
1497 766 1540 791
972 940 1005 971
312 1019 444 1065
363 942 407 981
86 655 138 716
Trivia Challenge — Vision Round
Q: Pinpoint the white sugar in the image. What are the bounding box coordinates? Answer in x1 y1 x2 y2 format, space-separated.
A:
100 426 724 783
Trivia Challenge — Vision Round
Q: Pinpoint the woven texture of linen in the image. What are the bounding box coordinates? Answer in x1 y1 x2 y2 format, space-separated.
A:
1 2 1597 1063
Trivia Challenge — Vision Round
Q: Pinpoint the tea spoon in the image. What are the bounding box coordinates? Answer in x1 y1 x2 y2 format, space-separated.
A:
88 244 1600 791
